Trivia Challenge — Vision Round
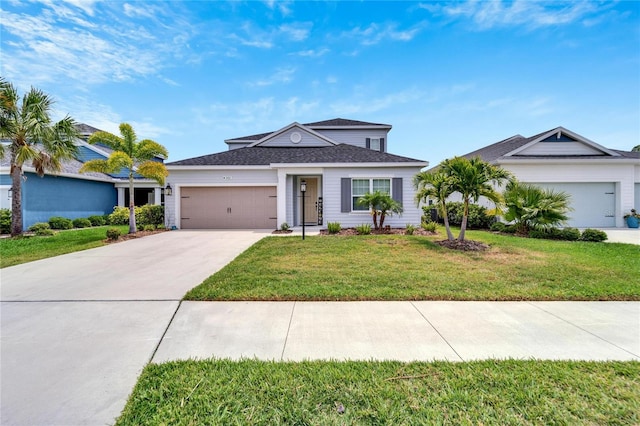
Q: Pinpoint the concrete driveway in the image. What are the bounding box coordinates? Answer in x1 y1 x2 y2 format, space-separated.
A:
0 230 269 426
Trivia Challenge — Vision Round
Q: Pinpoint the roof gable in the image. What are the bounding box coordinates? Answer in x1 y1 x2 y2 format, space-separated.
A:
507 127 620 157
249 122 337 148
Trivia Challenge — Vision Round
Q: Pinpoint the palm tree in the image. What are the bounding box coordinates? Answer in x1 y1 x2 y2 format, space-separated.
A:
413 170 455 241
503 181 572 234
0 77 79 236
440 157 511 241
357 190 403 231
80 123 168 234
632 144 640 152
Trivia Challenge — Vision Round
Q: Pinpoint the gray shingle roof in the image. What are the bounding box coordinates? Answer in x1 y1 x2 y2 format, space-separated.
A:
227 118 391 142
167 144 426 166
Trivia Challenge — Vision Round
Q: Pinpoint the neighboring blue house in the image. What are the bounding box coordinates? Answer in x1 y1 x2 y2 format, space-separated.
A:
0 124 165 230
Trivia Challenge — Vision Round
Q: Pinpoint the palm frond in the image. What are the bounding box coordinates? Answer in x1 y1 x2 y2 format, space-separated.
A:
79 159 113 174
88 131 124 151
135 139 168 161
136 161 168 185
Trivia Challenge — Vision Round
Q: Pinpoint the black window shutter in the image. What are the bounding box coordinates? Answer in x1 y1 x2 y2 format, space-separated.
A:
341 178 351 212
380 138 385 152
366 138 371 149
392 178 403 206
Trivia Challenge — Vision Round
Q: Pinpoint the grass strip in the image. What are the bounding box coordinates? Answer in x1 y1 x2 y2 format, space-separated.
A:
0 225 128 268
117 359 640 425
185 231 640 301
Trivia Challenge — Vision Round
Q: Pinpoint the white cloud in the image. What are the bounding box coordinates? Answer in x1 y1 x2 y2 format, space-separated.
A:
294 48 330 57
248 67 296 87
343 21 426 46
279 23 311 41
421 0 608 30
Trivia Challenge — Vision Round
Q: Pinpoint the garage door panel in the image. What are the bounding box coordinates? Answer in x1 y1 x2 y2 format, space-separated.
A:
181 187 276 229
531 182 615 228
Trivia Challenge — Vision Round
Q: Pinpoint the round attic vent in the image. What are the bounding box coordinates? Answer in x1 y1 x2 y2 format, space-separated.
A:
290 132 302 143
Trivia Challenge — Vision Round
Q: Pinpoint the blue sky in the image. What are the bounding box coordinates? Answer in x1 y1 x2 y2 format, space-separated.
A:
1 0 638 165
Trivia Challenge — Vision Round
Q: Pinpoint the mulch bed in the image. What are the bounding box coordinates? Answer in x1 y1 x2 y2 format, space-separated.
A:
105 228 169 243
435 239 490 251
319 227 436 236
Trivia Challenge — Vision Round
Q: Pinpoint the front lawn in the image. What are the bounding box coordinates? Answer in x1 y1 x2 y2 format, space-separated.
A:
0 225 128 268
116 359 640 425
185 231 640 301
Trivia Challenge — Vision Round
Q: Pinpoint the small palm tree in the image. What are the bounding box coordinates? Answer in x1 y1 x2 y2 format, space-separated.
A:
503 181 572 234
0 77 79 236
357 190 402 231
440 157 512 241
413 170 455 241
80 123 168 234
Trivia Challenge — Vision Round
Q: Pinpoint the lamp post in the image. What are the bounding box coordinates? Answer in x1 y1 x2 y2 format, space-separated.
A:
300 179 306 240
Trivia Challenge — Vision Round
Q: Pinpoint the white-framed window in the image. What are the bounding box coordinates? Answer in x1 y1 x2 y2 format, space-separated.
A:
370 138 381 151
351 178 391 211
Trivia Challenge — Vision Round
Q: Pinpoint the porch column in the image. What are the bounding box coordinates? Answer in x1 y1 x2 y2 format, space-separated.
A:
277 168 287 229
117 187 125 207
154 187 161 205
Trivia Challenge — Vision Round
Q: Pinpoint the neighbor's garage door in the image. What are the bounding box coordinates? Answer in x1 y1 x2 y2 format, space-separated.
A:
181 187 277 229
531 182 615 228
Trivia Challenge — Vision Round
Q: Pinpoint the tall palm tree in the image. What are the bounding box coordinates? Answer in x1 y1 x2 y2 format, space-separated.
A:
440 157 512 241
413 170 455 241
503 181 572 234
357 190 403 231
80 123 168 234
0 77 79 236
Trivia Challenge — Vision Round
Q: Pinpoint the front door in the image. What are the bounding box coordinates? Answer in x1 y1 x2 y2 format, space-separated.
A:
302 178 318 225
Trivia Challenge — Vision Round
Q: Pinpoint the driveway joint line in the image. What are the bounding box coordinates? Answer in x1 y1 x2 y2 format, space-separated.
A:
527 302 640 359
149 300 183 364
410 301 464 361
281 301 297 361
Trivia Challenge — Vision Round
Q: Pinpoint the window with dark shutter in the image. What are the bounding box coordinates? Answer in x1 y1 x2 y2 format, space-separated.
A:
392 178 403 205
365 138 371 149
341 178 351 213
380 138 385 152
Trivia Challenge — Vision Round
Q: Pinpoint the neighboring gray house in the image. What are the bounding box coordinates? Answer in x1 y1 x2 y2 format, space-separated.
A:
165 118 429 229
460 126 640 228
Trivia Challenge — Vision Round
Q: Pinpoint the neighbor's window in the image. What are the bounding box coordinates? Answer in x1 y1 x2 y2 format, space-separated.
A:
370 138 381 151
352 178 391 211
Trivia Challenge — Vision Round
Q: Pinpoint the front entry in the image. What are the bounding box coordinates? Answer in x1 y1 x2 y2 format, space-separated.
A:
302 177 319 225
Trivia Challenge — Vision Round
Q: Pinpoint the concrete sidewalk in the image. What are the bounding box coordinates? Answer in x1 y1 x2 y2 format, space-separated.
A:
153 301 640 363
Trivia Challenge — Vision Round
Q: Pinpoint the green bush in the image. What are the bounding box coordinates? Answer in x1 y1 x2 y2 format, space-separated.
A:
490 222 506 232
48 216 73 230
0 208 10 234
529 227 581 241
143 224 156 232
108 206 131 225
138 204 164 227
327 222 341 234
421 221 438 232
580 228 608 242
106 228 121 241
28 222 53 235
355 223 371 235
432 202 493 229
280 222 290 231
560 227 581 241
88 215 106 226
73 218 92 228
405 224 416 235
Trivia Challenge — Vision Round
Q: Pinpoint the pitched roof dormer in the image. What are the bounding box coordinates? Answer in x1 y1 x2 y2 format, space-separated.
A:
506 127 620 157
248 122 338 148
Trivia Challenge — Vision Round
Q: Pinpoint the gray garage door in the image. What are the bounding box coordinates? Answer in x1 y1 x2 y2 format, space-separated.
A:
181 187 277 229
531 182 615 228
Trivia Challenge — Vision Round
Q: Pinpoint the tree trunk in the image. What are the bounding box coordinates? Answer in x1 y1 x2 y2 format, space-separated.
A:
128 176 137 234
440 202 454 241
372 210 378 230
10 164 23 237
379 211 386 230
458 198 469 241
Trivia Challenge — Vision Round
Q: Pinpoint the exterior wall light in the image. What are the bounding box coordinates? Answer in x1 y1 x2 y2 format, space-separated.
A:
165 184 172 196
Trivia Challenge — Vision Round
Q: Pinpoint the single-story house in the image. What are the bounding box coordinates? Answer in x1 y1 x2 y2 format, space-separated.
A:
460 126 640 228
165 118 429 229
0 124 165 229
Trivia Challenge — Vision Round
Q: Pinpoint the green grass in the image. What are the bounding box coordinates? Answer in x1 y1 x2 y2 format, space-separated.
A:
116 359 640 425
0 225 128 268
185 231 640 301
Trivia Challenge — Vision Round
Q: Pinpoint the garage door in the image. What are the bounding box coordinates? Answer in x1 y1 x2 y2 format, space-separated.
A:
531 182 615 228
181 187 277 229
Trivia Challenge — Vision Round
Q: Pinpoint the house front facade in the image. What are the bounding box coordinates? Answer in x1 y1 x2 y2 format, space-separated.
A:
165 119 429 230
461 127 640 228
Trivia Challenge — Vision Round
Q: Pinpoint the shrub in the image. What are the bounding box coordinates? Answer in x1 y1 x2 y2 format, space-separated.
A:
405 224 416 235
73 218 92 228
529 227 581 241
48 216 73 230
0 208 10 234
88 215 106 226
490 222 506 232
28 222 53 236
280 222 290 231
106 228 121 241
580 228 608 242
138 204 164 227
441 202 493 229
560 227 581 241
421 206 439 224
327 222 341 234
421 221 438 232
108 206 131 225
355 223 371 235
143 224 156 231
